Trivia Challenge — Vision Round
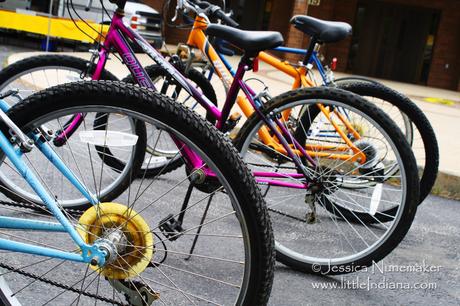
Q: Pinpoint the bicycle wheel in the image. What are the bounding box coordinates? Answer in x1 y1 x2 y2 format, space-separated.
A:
334 79 438 203
234 87 419 274
0 54 118 103
0 81 274 305
117 63 218 177
0 55 140 208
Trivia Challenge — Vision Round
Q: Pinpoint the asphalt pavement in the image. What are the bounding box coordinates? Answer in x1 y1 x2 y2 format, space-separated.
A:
0 43 458 305
269 194 459 306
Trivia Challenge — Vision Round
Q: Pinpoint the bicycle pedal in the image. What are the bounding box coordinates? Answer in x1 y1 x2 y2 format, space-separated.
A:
223 112 242 133
159 214 184 241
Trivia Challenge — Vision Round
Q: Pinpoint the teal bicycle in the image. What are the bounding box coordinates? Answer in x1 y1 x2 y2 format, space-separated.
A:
0 81 273 305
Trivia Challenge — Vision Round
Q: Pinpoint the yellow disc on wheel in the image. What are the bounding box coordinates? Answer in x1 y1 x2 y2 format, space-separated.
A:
77 202 154 279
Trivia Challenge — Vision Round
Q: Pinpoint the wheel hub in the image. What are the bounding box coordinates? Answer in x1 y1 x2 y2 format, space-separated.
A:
95 229 128 264
310 167 342 195
77 202 154 279
186 167 222 193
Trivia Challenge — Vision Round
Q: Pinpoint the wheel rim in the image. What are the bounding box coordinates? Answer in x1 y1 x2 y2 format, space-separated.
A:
0 66 87 104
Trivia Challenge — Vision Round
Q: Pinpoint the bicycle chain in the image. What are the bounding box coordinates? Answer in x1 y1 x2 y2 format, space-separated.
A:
0 199 306 302
267 207 306 223
248 162 297 170
0 200 84 217
0 262 127 305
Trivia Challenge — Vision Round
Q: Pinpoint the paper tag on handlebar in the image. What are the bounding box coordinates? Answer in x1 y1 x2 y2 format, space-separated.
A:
79 131 138 147
253 57 259 72
331 57 338 71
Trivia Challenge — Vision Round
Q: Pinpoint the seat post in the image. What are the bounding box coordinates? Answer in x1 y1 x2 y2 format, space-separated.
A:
217 53 253 128
110 0 127 12
240 53 257 70
303 36 318 65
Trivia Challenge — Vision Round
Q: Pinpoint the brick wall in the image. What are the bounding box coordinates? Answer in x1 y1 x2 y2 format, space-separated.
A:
424 0 460 90
282 0 309 61
307 0 357 72
143 0 459 90
305 0 460 90
267 0 295 39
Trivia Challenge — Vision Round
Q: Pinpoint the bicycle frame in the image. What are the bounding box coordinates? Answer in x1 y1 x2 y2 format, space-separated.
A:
0 99 107 266
81 10 319 189
213 45 331 87
271 46 330 85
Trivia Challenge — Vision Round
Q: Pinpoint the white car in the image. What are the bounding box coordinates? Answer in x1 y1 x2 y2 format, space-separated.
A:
0 0 164 48
59 0 164 48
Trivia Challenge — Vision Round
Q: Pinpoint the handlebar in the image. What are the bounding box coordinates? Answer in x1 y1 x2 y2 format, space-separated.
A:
212 6 238 27
175 0 239 28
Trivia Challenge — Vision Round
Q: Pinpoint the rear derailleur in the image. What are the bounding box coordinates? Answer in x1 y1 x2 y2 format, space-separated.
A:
109 279 160 306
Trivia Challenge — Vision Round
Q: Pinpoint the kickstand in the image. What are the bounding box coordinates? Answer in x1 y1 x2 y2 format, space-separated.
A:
178 183 195 225
185 193 214 260
262 185 271 197
262 162 280 197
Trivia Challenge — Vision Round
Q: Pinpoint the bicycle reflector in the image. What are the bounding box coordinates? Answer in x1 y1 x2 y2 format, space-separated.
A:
253 57 259 72
130 16 138 29
331 57 338 71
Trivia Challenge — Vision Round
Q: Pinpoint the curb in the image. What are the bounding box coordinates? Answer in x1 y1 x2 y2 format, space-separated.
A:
430 171 460 201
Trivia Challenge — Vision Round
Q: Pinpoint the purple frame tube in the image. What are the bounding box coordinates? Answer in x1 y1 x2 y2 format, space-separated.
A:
62 11 310 190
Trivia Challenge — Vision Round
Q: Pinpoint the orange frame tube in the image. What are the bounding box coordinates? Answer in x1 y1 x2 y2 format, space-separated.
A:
185 17 364 163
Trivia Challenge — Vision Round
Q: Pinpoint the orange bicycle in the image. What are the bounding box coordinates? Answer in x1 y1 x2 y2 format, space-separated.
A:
168 12 437 205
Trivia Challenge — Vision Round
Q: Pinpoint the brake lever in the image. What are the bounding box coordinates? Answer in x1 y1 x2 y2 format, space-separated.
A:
172 0 184 22
176 0 210 23
171 10 179 22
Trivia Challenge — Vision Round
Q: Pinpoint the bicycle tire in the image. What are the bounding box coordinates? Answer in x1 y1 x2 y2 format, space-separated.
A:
0 54 118 86
122 64 218 122
0 54 150 175
334 79 439 203
234 87 419 274
0 55 148 209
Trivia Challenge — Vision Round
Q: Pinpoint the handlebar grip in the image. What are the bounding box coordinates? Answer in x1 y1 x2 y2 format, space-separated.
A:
187 0 239 27
215 10 239 27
